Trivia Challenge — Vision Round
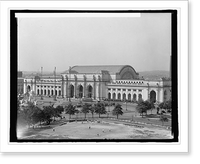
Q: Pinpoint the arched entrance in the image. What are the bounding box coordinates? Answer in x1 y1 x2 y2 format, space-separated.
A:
133 94 137 102
128 93 131 101
108 92 111 100
113 93 116 100
78 85 83 98
118 93 121 100
138 94 142 101
123 93 126 101
69 85 74 98
51 90 53 96
150 90 156 103
27 85 31 92
44 90 46 95
87 85 93 98
55 90 57 96
48 90 50 95
41 89 43 95
37 89 40 95
59 90 61 96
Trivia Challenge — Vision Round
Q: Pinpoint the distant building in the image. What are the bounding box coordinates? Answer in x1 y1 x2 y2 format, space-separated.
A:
18 71 24 94
23 65 171 103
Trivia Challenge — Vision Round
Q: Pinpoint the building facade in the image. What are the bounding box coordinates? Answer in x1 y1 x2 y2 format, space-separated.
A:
23 65 171 103
18 71 24 94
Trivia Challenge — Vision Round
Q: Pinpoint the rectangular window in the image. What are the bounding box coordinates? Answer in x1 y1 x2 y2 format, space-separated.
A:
118 89 121 91
133 89 136 91
108 88 111 90
123 89 126 91
139 90 142 92
112 88 116 91
128 89 131 91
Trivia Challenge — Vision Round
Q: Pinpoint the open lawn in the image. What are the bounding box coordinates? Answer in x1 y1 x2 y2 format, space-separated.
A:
18 120 172 140
18 97 172 140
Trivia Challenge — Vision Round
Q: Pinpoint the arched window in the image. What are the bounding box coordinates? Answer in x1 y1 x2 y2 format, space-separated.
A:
150 90 156 103
108 92 111 100
87 85 93 98
118 93 121 100
78 85 83 98
133 94 137 102
69 85 74 98
128 93 131 101
138 94 142 101
113 93 116 100
123 93 126 101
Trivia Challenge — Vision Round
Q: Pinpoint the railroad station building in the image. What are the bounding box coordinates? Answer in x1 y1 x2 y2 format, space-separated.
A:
23 65 171 103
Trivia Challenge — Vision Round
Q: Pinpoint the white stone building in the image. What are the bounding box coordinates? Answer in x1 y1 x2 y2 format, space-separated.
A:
23 65 171 103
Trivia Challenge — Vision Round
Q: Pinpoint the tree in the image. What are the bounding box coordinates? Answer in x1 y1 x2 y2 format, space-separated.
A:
65 103 76 119
159 100 172 113
95 102 107 118
81 103 91 119
112 104 123 119
136 100 151 117
43 106 54 125
160 115 169 126
90 104 96 119
150 101 155 114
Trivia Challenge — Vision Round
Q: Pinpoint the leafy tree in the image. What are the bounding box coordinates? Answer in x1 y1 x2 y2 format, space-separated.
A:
95 102 107 118
81 103 91 119
136 100 151 117
159 100 172 113
90 104 96 119
160 115 169 126
43 106 54 125
150 101 155 114
112 104 123 119
65 103 76 119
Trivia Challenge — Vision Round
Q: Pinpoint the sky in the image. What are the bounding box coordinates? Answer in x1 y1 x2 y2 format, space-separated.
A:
18 13 171 73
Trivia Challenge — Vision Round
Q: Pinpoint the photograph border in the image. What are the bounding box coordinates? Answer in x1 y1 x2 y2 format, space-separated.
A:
10 9 178 143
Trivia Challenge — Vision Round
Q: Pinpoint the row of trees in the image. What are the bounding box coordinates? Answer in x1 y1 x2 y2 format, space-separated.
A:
18 102 64 127
136 100 172 117
65 102 124 119
136 100 171 125
18 101 124 128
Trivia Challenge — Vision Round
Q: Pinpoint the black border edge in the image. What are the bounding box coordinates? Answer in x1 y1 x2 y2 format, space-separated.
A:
10 9 178 143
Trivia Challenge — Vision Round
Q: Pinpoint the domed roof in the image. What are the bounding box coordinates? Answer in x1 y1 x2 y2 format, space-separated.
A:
62 65 133 74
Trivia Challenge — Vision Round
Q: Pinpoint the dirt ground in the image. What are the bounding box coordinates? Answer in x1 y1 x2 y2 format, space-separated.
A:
18 120 172 140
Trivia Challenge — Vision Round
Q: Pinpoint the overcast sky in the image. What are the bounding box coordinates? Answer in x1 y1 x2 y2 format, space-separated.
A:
18 13 171 73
